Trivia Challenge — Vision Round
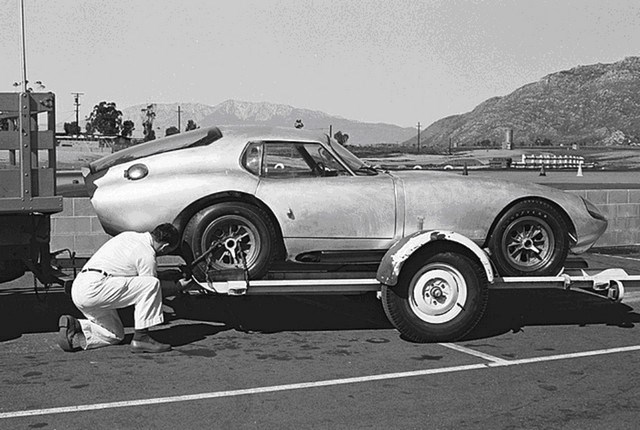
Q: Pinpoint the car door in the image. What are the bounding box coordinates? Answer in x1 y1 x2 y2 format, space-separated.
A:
251 141 398 254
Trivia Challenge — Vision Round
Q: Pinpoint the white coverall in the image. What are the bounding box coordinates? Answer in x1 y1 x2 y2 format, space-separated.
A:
71 231 164 350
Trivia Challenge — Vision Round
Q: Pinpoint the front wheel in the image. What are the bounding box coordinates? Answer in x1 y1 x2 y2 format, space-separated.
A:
381 252 488 343
488 200 569 277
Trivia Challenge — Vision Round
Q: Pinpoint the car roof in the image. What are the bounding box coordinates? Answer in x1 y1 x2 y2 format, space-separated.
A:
217 125 329 143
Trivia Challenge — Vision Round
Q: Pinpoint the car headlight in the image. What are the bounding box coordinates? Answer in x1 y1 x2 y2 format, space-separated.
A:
582 197 606 221
124 163 148 181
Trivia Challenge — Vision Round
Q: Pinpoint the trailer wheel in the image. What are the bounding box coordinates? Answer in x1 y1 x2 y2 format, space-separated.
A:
488 200 568 277
381 252 488 342
182 202 277 281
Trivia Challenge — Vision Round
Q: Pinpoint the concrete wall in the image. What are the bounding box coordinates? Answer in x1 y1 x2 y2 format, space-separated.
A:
50 198 110 256
567 189 640 246
51 192 640 257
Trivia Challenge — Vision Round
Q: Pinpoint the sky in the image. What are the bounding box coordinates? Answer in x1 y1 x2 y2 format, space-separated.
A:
1 0 639 128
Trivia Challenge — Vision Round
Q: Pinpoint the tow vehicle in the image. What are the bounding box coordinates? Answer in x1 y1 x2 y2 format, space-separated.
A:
0 91 65 285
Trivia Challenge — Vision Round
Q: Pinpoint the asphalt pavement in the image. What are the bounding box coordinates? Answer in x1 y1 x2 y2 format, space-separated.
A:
1 250 639 429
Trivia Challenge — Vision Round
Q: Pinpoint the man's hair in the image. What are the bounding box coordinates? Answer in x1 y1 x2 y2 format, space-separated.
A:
151 223 180 249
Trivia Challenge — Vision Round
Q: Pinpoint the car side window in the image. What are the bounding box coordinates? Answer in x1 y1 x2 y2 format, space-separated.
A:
242 141 263 175
262 142 349 178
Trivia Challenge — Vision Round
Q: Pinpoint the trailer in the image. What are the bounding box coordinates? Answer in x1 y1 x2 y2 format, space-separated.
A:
181 230 640 342
0 92 65 285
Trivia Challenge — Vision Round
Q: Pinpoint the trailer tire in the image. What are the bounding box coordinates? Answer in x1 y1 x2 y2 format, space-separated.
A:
182 202 277 281
381 252 488 342
0 260 26 283
488 200 568 277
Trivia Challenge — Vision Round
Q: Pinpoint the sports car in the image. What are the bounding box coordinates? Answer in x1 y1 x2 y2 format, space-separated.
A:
84 125 607 280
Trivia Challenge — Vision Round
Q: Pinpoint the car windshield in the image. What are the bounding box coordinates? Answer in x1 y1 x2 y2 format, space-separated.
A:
327 138 378 176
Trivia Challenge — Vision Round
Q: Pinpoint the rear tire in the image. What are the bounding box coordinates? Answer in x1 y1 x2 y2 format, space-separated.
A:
182 202 277 281
382 252 488 342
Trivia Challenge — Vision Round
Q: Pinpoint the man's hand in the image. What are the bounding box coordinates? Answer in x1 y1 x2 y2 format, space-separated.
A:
158 269 183 282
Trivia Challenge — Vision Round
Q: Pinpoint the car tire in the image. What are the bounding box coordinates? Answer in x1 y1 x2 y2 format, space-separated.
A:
381 252 488 342
182 202 277 281
488 199 569 277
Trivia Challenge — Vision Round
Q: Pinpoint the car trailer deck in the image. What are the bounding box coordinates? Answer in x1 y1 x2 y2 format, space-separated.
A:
192 267 640 301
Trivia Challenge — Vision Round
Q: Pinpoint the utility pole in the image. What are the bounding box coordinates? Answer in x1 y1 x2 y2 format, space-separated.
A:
176 105 182 132
417 122 421 153
19 0 27 93
72 92 84 125
329 124 332 138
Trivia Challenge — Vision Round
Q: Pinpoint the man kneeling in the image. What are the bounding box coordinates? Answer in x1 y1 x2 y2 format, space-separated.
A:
58 223 186 353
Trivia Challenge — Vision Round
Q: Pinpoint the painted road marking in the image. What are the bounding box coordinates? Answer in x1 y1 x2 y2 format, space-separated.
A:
2 344 640 420
439 343 511 364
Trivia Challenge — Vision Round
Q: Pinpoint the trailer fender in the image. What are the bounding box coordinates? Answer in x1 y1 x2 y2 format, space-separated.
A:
376 230 494 286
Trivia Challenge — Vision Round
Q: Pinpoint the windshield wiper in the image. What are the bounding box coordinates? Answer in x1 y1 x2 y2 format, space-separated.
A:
355 164 379 175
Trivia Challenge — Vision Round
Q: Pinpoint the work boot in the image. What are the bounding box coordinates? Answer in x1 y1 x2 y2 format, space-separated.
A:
130 334 172 354
57 315 84 352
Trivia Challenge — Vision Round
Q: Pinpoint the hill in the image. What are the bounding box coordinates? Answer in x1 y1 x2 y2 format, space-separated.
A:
404 57 640 148
121 100 415 146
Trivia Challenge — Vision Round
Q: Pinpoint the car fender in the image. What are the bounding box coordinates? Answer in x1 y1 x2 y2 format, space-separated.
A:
376 230 495 286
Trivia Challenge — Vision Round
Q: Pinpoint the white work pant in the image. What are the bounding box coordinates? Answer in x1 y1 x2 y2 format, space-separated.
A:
71 271 164 350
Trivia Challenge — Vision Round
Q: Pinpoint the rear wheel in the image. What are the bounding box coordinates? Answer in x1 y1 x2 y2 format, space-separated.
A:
488 200 568 276
381 252 488 342
182 202 277 281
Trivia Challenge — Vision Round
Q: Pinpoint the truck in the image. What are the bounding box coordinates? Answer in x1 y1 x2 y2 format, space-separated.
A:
0 92 65 285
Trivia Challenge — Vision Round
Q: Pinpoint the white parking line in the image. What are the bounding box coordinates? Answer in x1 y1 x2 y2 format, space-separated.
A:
439 343 511 364
2 344 640 420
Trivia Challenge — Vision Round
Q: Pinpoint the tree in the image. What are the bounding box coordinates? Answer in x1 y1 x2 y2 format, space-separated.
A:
63 121 82 135
185 119 198 131
294 119 304 129
165 126 179 136
86 101 122 135
142 104 156 142
121 120 135 138
333 131 349 144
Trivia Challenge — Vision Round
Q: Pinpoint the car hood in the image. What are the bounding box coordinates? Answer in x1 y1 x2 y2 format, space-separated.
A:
87 127 223 174
386 169 591 243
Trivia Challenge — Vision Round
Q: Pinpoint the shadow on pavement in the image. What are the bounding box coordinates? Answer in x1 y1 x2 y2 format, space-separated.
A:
465 289 640 341
1 287 638 344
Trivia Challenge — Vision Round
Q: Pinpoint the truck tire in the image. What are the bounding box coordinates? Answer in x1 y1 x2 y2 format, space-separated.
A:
0 260 26 283
488 200 569 277
381 252 488 342
182 202 277 281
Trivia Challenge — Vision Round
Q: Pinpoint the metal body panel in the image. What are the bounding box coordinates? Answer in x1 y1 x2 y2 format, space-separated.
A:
376 230 495 286
88 140 259 234
256 173 397 258
394 170 607 252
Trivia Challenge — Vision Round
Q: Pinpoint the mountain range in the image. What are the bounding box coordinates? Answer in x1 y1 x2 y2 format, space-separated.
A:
402 57 640 148
120 100 416 146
